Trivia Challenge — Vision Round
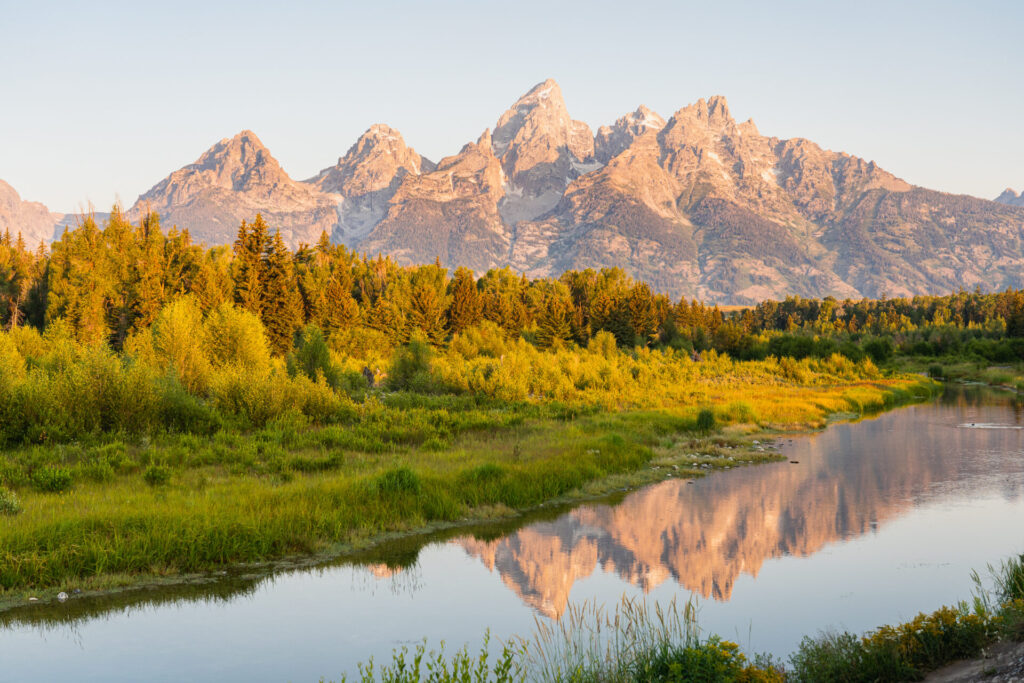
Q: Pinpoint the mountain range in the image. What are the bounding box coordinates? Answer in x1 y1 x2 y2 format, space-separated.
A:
4 79 1024 304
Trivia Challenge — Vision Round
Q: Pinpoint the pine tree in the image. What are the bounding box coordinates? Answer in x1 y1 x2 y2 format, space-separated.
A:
260 230 303 355
535 294 572 349
132 211 167 329
627 283 658 344
322 270 360 333
232 215 269 315
446 267 482 334
408 281 447 344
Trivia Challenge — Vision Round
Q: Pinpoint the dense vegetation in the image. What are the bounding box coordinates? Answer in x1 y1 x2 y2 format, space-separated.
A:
5 208 1024 365
0 210 940 599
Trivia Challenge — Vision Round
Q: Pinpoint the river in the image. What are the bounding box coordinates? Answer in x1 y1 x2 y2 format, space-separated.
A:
1 386 1023 681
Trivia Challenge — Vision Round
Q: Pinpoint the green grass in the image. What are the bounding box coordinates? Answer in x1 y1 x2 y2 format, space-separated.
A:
0 403 784 598
0 342 936 600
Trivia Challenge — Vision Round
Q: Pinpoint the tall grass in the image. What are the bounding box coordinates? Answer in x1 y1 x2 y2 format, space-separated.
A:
336 556 1024 683
517 596 700 682
789 552 1024 682
0 311 936 594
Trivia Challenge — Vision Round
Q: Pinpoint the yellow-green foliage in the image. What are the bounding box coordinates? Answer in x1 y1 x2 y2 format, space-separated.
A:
789 600 1004 682
431 337 900 427
0 295 935 595
204 302 272 371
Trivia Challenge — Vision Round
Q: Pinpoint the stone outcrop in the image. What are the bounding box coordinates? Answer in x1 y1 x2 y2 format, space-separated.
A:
0 180 62 246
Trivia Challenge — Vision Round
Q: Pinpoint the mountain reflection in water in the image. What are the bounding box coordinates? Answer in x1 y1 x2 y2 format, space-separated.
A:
457 391 1024 618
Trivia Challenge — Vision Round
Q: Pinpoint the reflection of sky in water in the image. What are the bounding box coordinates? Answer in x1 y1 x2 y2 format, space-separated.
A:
2 388 1024 682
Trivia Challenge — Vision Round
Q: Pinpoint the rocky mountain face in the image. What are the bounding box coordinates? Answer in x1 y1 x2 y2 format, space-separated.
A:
0 181 61 247
7 80 1023 303
996 188 1024 207
306 124 435 246
129 130 342 246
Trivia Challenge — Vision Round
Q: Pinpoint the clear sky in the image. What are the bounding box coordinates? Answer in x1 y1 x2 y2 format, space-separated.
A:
1 0 1021 213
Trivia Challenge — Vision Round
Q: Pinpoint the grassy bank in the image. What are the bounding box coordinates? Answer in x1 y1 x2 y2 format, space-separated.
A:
0 347 932 603
324 553 1024 682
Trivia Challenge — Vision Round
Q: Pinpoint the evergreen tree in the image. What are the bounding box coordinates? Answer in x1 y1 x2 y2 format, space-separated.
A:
627 283 658 344
232 215 268 315
446 267 482 334
535 293 573 349
260 229 303 355
408 280 447 344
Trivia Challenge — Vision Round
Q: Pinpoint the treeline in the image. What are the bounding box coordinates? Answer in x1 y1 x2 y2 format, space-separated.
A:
3 209 1024 360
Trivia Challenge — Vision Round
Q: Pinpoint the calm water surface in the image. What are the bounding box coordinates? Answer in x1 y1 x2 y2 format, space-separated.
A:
2 387 1023 682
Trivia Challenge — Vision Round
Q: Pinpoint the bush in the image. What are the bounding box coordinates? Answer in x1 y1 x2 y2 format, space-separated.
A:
696 408 716 434
928 364 944 379
643 637 781 682
288 325 342 388
0 487 21 515
863 337 894 363
143 465 171 487
386 333 435 392
31 465 73 493
158 376 222 434
375 467 421 496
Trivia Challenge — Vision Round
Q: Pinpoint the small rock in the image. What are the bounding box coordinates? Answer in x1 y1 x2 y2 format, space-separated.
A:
57 592 68 602
28 597 38 602
790 460 800 464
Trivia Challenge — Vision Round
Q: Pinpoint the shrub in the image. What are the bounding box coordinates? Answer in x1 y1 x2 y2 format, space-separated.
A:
143 465 171 487
863 337 895 363
696 408 716 434
158 376 222 434
0 487 21 515
375 467 421 496
204 302 272 371
928 364 944 379
148 296 211 393
588 330 619 359
31 465 73 493
288 325 342 388
386 333 435 392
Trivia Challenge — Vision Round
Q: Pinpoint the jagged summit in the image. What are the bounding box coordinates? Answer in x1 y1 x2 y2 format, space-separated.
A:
309 124 432 196
595 105 667 163
11 80 1019 304
129 130 337 246
995 188 1024 207
137 129 293 204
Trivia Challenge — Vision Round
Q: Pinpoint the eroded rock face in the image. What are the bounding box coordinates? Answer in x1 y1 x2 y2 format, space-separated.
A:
0 180 62 246
130 130 341 247
356 131 511 274
493 79 600 227
995 188 1024 207
595 105 666 163
307 124 434 246
15 79 1022 303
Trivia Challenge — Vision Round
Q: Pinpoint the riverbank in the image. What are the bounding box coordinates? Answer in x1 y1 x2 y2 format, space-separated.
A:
324 550 1024 682
0 368 935 611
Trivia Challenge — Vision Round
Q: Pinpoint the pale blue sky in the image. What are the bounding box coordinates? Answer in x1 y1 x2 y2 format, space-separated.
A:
1 0 1021 212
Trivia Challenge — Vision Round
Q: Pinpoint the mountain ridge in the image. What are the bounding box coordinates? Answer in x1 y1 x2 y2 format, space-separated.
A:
3 79 1023 304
